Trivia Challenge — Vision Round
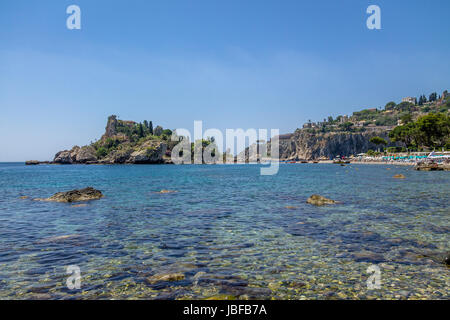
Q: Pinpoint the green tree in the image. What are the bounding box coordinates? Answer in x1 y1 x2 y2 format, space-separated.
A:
149 121 153 135
429 92 437 102
154 125 163 136
389 113 450 149
369 136 387 152
138 123 144 138
385 101 396 110
415 113 450 148
396 102 414 112
400 113 413 124
389 123 418 148
339 122 354 132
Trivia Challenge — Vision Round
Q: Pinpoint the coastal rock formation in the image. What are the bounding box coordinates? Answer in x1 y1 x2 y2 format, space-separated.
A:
54 149 75 164
52 116 169 164
25 160 40 165
75 146 97 163
105 115 118 137
239 129 401 162
128 141 167 164
415 163 448 171
275 130 396 160
35 187 103 203
99 147 134 164
306 194 337 206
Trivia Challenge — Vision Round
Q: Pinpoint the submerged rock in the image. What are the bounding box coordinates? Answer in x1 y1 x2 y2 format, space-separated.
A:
157 190 177 194
351 250 385 263
306 194 337 206
71 204 87 208
393 174 406 179
35 187 103 203
36 234 81 244
285 206 298 209
204 294 236 300
146 272 185 284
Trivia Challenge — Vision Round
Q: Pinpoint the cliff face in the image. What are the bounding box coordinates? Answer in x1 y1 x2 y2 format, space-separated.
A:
104 115 118 138
274 130 399 160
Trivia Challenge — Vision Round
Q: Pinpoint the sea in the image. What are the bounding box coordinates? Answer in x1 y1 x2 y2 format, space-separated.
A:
0 162 448 299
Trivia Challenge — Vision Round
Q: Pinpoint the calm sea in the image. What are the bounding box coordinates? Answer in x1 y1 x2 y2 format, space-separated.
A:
0 162 448 299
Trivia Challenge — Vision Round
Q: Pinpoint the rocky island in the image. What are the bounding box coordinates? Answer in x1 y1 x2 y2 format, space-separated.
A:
52 116 176 165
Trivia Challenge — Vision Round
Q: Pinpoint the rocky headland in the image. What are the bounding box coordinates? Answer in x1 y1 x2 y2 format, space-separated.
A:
50 115 175 165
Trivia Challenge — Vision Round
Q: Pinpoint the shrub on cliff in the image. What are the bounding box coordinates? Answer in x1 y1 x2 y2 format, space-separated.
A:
96 146 108 158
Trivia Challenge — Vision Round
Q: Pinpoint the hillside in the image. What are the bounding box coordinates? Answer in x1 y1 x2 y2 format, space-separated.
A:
265 90 450 161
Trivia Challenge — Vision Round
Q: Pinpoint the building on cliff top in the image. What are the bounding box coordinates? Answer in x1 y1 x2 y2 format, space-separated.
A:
402 97 417 105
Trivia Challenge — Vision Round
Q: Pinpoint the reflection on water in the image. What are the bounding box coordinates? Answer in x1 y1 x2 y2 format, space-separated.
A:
0 163 448 299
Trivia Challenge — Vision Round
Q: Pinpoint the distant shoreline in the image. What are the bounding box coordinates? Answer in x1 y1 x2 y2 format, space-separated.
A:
349 161 415 166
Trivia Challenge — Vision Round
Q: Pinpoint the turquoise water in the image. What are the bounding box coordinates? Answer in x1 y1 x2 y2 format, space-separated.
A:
0 162 448 300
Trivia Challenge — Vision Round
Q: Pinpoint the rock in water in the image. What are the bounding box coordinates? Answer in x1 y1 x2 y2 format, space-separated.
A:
25 160 40 165
75 146 97 163
393 174 406 179
36 187 103 203
53 146 83 164
146 273 185 284
306 194 337 206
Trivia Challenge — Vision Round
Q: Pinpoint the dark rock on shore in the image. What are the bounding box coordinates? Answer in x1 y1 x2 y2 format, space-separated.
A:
35 187 103 203
415 162 449 171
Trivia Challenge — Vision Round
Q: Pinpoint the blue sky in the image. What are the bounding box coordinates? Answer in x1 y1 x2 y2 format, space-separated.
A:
1 0 449 161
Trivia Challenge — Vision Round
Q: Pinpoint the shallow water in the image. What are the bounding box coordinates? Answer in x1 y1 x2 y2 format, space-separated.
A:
0 162 448 300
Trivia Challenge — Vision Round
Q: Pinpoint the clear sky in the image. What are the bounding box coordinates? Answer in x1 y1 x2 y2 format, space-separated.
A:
1 0 449 161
